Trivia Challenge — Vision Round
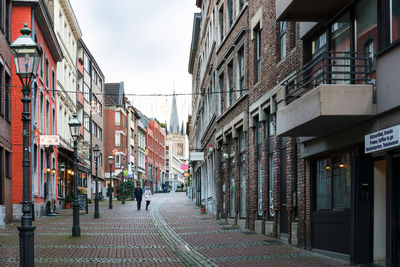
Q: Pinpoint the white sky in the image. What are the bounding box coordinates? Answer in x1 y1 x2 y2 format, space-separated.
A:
69 0 199 125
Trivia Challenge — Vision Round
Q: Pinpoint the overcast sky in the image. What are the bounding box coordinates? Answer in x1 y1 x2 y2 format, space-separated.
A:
69 0 199 125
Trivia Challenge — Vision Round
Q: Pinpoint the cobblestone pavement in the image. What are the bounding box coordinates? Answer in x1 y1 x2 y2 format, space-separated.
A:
0 192 351 266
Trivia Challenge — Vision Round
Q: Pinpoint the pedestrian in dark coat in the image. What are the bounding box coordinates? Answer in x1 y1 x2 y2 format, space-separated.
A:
134 185 143 210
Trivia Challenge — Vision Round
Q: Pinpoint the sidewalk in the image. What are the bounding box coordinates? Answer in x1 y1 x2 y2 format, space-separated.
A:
0 192 351 266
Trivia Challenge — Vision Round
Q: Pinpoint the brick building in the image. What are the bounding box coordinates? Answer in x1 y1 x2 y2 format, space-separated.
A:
189 0 303 255
276 0 399 265
190 0 400 266
145 119 166 192
11 0 62 219
104 82 128 190
0 0 12 223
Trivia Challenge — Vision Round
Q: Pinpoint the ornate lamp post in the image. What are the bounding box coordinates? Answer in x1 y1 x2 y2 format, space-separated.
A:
68 113 81 237
108 155 114 209
121 162 125 205
93 144 100 218
10 23 42 266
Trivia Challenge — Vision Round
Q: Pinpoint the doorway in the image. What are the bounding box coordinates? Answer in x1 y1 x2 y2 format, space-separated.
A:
394 157 400 266
280 144 288 234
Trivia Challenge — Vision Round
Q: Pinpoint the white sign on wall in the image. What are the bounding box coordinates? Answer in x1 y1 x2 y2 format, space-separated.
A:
40 135 60 147
365 125 400 154
190 152 204 161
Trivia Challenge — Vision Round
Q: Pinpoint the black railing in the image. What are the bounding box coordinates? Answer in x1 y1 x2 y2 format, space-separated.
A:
284 51 372 104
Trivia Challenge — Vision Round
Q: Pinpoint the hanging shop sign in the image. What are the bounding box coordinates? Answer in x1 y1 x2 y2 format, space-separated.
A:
180 165 189 170
365 125 400 153
40 135 60 147
190 152 204 161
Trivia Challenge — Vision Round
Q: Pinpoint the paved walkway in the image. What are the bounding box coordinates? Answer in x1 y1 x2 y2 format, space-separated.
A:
0 192 350 266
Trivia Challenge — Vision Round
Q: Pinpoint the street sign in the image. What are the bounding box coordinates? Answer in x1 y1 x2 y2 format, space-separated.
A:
365 125 400 153
40 135 60 147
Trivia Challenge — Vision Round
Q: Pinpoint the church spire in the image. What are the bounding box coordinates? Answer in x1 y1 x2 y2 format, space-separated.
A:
169 91 180 133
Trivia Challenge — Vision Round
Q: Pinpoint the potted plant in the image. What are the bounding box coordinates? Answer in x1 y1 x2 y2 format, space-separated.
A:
200 204 206 214
65 193 73 209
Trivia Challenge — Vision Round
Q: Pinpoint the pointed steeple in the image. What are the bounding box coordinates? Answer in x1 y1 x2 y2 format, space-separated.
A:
181 121 184 135
169 91 179 133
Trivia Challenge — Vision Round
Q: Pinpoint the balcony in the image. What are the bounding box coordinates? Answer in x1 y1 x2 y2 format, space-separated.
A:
277 51 375 137
276 0 351 21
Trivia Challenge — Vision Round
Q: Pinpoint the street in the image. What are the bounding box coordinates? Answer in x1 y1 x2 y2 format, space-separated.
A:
0 192 350 266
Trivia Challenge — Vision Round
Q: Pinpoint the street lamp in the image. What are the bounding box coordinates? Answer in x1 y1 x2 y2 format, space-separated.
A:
108 155 114 209
69 113 81 237
10 23 41 266
121 162 125 205
92 144 100 218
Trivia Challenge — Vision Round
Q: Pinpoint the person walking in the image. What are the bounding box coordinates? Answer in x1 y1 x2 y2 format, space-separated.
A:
134 184 143 211
145 187 152 211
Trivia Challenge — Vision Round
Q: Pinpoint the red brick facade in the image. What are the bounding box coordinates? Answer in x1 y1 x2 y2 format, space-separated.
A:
146 120 166 191
11 2 62 219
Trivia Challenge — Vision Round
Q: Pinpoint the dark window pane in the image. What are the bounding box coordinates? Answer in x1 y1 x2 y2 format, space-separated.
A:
332 153 351 210
316 159 332 210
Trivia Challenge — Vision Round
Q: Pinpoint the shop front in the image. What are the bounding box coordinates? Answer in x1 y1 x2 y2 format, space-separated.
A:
365 125 400 266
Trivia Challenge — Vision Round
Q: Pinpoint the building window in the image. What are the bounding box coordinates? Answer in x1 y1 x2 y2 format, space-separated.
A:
5 72 10 120
83 83 90 102
115 132 121 147
45 58 49 88
255 26 261 83
5 0 11 41
40 93 44 131
115 111 120 126
46 100 50 134
229 138 236 218
40 45 44 79
52 108 55 135
99 103 103 117
237 46 245 96
83 113 90 131
4 72 11 120
92 121 98 137
84 52 90 72
279 22 287 60
227 0 233 28
219 5 224 42
238 0 245 13
219 72 224 114
51 69 55 98
98 127 102 141
227 60 234 106
311 32 327 58
392 0 400 43
315 152 351 211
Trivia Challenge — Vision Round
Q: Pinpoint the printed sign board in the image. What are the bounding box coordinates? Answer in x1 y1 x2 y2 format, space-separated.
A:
365 125 400 153
180 165 189 170
78 194 88 214
40 135 60 147
190 152 204 161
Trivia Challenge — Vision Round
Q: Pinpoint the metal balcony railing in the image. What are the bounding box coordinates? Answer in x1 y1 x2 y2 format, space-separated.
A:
284 51 372 104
